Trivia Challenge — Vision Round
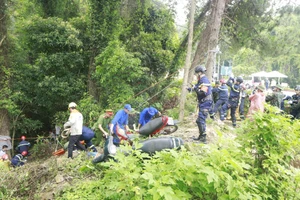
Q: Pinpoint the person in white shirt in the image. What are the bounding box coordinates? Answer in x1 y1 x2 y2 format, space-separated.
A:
64 102 86 158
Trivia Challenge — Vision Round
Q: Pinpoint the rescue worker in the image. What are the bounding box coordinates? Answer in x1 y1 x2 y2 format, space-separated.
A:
238 83 247 120
92 109 114 146
137 106 161 129
80 126 97 152
64 102 86 159
266 85 285 110
220 76 243 127
188 65 213 143
16 136 30 154
11 151 27 167
110 104 132 146
210 79 228 120
290 85 300 119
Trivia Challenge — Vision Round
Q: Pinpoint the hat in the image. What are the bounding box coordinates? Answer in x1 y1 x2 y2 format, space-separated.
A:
275 85 283 91
68 102 77 108
124 104 132 111
257 85 265 92
148 107 156 116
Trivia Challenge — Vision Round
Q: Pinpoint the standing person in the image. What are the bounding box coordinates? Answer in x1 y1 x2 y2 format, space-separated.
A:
64 102 86 159
265 78 270 91
289 85 300 119
110 104 132 146
220 76 243 127
239 84 247 120
247 85 266 117
80 126 97 152
137 106 161 129
210 79 228 120
15 136 30 154
266 85 285 110
188 65 213 143
93 109 114 145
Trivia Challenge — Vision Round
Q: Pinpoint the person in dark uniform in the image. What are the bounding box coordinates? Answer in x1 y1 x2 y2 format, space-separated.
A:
188 65 213 143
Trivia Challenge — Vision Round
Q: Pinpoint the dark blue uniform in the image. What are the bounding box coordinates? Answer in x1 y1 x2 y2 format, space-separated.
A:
211 84 228 116
220 77 241 127
11 154 25 167
194 75 213 138
16 140 30 154
290 94 300 119
80 126 97 152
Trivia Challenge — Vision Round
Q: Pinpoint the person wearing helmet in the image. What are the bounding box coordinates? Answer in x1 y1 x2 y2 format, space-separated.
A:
247 85 266 117
210 79 228 120
110 104 132 146
189 65 213 143
290 85 300 119
92 109 114 146
137 106 161 129
11 151 27 167
15 135 30 155
220 75 243 127
266 85 285 110
64 102 86 158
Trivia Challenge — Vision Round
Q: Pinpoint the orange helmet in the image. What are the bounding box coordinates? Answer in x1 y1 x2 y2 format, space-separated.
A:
21 136 26 140
21 151 28 156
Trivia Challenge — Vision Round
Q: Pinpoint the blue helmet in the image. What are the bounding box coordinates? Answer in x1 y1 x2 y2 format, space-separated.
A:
148 107 156 116
195 65 206 73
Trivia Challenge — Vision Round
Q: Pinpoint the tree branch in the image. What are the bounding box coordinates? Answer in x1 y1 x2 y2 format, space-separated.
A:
0 35 6 47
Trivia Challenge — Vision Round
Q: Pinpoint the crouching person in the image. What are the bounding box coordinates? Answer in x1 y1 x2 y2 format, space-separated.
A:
81 126 97 152
11 151 27 167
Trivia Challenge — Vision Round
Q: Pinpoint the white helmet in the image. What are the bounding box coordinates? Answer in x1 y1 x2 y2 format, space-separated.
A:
68 102 77 109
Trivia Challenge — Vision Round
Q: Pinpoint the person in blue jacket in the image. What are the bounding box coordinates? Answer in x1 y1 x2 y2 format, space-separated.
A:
210 79 228 120
110 104 132 146
137 107 161 129
188 65 213 143
11 151 27 167
220 76 243 127
16 136 30 154
80 126 97 152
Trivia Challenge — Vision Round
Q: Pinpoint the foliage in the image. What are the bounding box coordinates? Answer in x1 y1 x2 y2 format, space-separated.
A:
30 136 56 161
57 109 300 199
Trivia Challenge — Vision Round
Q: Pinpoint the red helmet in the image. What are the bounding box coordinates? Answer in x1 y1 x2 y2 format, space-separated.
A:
220 79 226 84
2 154 8 160
21 151 28 156
21 136 26 140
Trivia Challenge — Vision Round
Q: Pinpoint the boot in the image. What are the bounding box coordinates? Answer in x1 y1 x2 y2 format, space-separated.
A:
193 134 207 144
240 115 245 120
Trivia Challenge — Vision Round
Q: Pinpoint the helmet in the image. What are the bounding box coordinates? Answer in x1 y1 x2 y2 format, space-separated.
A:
68 102 77 109
236 76 243 83
21 136 26 140
220 79 226 84
194 65 206 73
295 85 300 91
21 151 28 156
2 154 8 160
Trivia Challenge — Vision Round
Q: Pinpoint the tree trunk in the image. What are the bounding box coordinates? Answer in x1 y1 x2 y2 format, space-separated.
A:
0 0 12 157
179 0 196 122
188 0 227 83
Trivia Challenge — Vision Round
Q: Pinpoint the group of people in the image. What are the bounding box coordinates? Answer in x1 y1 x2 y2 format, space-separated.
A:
188 65 300 144
63 102 161 159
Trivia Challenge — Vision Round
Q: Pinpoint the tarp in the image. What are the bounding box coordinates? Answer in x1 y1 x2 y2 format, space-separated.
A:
0 136 12 150
249 71 268 77
266 71 288 78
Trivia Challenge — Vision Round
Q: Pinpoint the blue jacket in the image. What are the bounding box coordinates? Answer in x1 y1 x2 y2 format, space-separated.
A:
16 140 30 154
194 75 212 108
80 126 95 141
139 107 158 127
11 154 25 167
212 84 228 101
227 77 240 99
111 109 128 132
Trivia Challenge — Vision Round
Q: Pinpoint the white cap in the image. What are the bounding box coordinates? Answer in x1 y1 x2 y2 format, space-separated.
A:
68 102 77 108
